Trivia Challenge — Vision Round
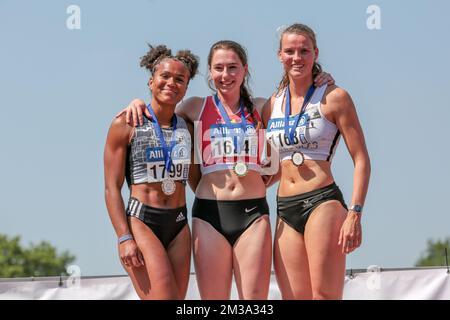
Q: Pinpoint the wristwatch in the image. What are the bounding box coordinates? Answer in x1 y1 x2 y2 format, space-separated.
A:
349 204 363 214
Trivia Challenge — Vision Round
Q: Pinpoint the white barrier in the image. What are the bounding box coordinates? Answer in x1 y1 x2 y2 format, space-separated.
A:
0 268 449 300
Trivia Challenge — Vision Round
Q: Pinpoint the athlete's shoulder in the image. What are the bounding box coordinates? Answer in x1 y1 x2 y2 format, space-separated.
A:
175 113 187 124
323 85 355 115
324 85 351 102
252 97 269 114
253 96 268 106
176 96 206 122
183 96 206 107
110 113 130 130
107 113 134 144
260 95 277 124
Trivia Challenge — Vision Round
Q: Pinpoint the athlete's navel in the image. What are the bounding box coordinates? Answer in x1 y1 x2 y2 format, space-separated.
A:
161 197 170 206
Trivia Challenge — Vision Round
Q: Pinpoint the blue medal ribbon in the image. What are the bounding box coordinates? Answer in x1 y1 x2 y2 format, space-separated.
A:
213 94 249 152
284 85 315 145
146 103 178 171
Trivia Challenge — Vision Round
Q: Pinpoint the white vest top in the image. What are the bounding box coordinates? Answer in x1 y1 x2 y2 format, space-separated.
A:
266 84 340 162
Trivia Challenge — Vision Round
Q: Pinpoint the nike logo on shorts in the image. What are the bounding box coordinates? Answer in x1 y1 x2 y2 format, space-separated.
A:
244 206 257 213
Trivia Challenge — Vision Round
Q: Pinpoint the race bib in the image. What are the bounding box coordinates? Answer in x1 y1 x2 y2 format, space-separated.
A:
145 145 190 183
266 116 310 150
209 123 258 158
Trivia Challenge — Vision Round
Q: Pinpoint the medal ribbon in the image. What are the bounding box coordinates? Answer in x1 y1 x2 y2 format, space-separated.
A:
214 94 248 152
146 103 178 171
284 85 315 145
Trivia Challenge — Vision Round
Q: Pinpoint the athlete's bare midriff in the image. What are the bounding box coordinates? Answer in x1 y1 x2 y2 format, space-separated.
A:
195 170 266 200
130 182 187 208
278 160 335 197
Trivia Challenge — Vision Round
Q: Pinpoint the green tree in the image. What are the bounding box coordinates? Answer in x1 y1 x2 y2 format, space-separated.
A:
415 237 450 267
0 234 76 278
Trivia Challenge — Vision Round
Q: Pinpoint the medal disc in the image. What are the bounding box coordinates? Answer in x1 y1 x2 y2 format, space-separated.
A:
291 151 304 166
161 179 176 195
233 162 248 177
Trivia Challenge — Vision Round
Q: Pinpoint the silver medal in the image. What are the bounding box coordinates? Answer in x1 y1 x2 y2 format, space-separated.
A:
291 151 304 166
161 179 176 195
233 162 248 177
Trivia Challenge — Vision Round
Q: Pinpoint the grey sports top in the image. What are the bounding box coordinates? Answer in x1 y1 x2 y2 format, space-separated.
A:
126 115 191 185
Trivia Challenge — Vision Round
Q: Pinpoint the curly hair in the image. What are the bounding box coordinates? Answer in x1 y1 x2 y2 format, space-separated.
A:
140 44 199 80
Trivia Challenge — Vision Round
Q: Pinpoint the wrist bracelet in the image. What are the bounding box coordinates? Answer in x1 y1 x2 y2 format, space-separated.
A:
118 234 133 244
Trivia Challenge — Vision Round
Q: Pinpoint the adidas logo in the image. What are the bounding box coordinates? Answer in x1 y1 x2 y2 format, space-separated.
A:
176 212 185 222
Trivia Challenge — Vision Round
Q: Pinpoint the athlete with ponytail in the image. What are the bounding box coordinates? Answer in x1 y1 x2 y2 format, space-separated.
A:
263 23 371 299
117 40 333 300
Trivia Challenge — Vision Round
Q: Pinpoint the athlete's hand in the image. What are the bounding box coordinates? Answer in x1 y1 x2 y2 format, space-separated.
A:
338 212 362 254
119 239 145 268
115 99 149 127
314 72 335 87
261 175 273 187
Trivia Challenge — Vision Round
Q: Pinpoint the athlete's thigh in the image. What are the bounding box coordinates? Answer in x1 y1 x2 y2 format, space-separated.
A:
273 217 312 299
192 217 233 299
167 224 191 299
305 200 347 299
126 217 178 299
233 215 272 299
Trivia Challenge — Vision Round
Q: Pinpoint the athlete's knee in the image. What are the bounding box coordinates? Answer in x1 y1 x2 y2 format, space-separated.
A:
279 285 312 300
151 272 179 298
311 288 341 300
290 290 313 300
242 286 268 300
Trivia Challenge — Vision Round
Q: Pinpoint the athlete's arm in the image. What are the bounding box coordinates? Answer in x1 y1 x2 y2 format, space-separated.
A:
178 97 203 192
328 87 371 254
264 168 282 188
259 96 280 180
188 164 201 193
186 121 201 192
175 96 204 124
116 96 203 127
114 99 149 127
104 115 144 267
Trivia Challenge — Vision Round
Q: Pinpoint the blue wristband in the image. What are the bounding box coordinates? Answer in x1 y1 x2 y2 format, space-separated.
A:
118 234 133 244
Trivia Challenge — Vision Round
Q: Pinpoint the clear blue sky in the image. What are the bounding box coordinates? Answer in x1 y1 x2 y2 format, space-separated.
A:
1 0 450 276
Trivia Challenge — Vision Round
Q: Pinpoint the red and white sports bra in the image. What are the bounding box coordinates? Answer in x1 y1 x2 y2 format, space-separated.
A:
195 96 265 175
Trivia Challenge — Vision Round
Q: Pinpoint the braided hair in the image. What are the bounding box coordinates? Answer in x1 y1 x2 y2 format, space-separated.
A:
207 40 259 128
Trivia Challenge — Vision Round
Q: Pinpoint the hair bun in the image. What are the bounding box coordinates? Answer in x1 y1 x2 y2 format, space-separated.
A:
176 50 199 80
140 44 172 72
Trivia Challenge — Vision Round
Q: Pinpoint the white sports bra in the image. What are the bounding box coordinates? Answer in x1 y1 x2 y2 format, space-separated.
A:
266 84 340 162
